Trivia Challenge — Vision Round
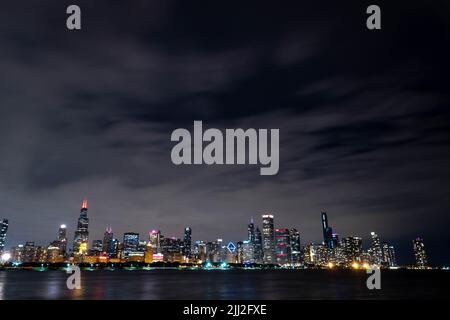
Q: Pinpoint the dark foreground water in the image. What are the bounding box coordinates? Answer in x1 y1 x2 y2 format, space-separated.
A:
0 269 449 300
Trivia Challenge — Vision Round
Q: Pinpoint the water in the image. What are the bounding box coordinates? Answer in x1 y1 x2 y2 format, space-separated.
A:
0 269 449 300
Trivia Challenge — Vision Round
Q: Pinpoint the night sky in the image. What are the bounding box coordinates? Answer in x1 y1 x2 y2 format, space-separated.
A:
1 0 450 265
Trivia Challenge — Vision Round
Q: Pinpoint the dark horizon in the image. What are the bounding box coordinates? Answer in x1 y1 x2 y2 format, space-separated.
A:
1 0 450 266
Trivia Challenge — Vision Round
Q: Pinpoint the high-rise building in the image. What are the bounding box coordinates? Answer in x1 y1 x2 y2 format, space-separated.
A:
102 227 113 255
242 240 255 263
11 244 24 263
248 219 255 243
289 228 301 265
91 240 103 255
123 232 140 258
370 232 383 265
275 228 291 265
109 238 119 258
0 219 9 253
183 227 192 258
149 230 161 254
24 241 37 263
254 227 263 263
382 241 396 267
262 214 275 264
321 212 333 249
58 224 67 256
73 199 89 255
343 236 363 264
413 237 428 268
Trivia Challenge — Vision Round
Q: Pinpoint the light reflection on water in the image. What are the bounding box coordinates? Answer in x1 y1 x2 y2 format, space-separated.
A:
0 269 448 300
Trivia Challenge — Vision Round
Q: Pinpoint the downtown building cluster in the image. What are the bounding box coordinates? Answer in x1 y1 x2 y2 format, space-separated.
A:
0 201 430 269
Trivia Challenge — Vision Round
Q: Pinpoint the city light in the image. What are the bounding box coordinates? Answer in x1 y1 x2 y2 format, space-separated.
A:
1 252 11 262
351 262 359 269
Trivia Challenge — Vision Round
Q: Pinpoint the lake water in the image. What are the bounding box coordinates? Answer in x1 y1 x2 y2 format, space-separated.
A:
0 269 449 300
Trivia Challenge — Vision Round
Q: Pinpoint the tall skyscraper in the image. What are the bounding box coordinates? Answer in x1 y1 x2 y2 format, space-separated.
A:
370 232 383 265
242 240 254 263
248 218 255 243
262 214 275 264
289 228 301 265
275 228 291 265
321 212 333 249
149 230 161 254
343 236 363 264
254 227 263 263
183 227 192 258
58 224 67 256
123 232 140 258
91 240 103 255
103 227 113 254
413 237 428 268
382 241 397 267
0 218 9 253
73 199 89 255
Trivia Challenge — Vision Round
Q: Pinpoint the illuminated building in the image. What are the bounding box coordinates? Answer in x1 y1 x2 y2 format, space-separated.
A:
343 236 363 264
254 227 263 263
73 199 89 255
11 244 24 263
413 237 428 268
262 214 275 264
303 243 316 265
275 228 291 265
123 232 139 258
183 227 192 258
24 241 37 262
153 253 164 262
370 232 383 265
109 238 119 258
161 237 182 261
0 218 8 254
332 233 339 249
382 241 396 267
321 212 334 249
242 240 254 263
144 244 154 263
193 240 207 262
47 242 63 263
91 240 103 255
58 224 67 256
248 218 255 243
102 227 113 255
289 228 301 265
149 230 161 253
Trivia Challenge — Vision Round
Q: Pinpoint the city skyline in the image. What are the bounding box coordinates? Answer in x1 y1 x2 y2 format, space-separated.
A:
0 199 436 267
0 1 449 267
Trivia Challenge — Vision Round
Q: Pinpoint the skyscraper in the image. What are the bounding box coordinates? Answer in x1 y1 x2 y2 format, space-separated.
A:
183 227 192 258
103 227 113 254
262 214 275 264
289 228 301 265
123 232 140 258
0 218 9 253
242 240 254 263
248 218 255 243
58 224 67 256
343 236 363 264
321 212 333 249
91 240 103 255
254 227 263 263
275 228 291 265
370 232 383 265
413 237 428 268
73 199 89 255
149 230 161 254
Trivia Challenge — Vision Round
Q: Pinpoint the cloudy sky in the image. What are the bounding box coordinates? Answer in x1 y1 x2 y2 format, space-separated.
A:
1 0 449 265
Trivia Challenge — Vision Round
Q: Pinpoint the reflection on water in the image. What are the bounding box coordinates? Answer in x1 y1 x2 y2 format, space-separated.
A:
0 269 448 300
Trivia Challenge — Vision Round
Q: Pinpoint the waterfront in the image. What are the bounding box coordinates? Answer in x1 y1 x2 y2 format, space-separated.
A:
0 269 449 300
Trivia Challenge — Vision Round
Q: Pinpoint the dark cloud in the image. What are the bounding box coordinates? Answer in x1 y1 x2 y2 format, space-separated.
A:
1 0 450 265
